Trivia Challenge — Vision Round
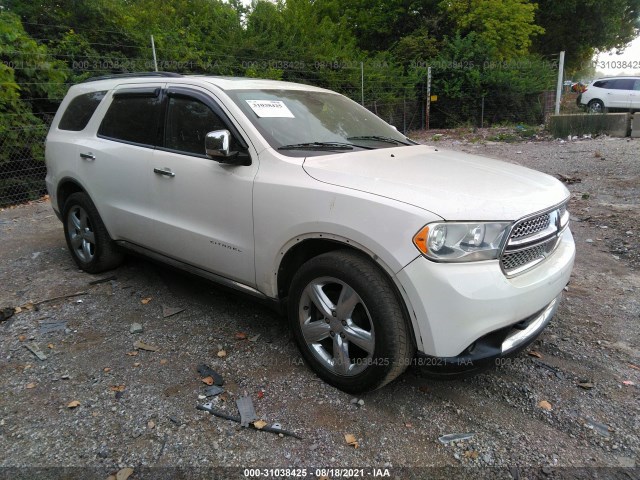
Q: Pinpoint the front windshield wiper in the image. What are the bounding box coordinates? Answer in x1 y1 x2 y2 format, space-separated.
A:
278 141 374 151
347 135 413 146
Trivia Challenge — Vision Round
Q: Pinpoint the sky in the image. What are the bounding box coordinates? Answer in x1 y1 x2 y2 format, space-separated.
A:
595 35 640 75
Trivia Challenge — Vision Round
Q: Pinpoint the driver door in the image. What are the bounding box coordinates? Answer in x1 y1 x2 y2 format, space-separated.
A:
147 86 258 286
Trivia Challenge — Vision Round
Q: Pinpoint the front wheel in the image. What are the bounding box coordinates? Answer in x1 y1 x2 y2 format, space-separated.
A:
288 250 414 393
62 192 124 273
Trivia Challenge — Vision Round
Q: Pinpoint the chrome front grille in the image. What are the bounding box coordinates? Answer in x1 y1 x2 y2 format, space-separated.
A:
510 213 550 239
501 203 569 276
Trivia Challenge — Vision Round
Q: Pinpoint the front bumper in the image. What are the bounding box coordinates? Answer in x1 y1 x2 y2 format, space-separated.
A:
415 294 559 375
396 228 574 357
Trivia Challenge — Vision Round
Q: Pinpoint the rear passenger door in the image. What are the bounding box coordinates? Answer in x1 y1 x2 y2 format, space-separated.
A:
76 84 164 245
147 86 259 285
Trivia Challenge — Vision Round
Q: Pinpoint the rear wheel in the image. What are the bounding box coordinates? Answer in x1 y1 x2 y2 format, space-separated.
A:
63 192 123 273
588 99 605 113
288 250 414 393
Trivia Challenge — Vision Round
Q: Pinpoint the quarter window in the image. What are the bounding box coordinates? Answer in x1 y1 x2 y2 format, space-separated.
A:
58 91 106 131
98 90 162 146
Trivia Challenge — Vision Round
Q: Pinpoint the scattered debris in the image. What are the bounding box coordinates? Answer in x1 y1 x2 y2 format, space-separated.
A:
115 467 134 480
89 275 117 285
556 173 581 184
141 297 152 305
197 403 302 439
24 343 47 361
202 376 214 386
67 400 81 409
577 382 594 390
26 382 36 389
538 400 553 411
594 150 603 158
464 450 479 459
162 305 184 318
257 389 264 399
253 420 267 430
236 396 258 427
159 359 168 365
358 399 365 406
129 322 143 334
217 349 227 358
147 420 155 429
622 380 635 386
438 433 475 444
197 364 224 386
103 367 111 373
235 332 247 340
344 433 359 448
31 291 87 307
0 307 14 323
126 351 138 356
39 320 67 334
204 385 224 397
583 418 611 437
528 351 542 358
248 334 261 342
110 385 126 392
133 340 159 352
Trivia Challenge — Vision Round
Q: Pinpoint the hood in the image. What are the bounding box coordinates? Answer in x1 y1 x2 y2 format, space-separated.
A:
302 145 569 220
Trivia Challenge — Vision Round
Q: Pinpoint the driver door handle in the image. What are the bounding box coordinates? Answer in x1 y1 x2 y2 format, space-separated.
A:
154 167 175 178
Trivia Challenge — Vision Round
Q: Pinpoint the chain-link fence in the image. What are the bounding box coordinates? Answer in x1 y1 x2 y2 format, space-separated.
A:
0 53 561 208
0 119 52 208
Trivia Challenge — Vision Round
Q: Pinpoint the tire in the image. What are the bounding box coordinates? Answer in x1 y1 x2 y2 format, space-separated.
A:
62 192 124 273
588 99 606 113
288 250 414 393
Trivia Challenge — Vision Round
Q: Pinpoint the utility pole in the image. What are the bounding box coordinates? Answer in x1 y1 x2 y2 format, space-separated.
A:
554 51 565 115
151 35 158 72
361 61 364 106
426 67 432 130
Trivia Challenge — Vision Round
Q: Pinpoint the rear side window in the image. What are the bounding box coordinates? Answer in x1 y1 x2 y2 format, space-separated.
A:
98 88 162 146
58 91 106 131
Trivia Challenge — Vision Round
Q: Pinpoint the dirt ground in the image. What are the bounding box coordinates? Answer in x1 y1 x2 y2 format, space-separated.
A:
0 132 638 479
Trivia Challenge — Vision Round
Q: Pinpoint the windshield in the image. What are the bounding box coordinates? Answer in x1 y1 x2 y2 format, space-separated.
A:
225 89 413 156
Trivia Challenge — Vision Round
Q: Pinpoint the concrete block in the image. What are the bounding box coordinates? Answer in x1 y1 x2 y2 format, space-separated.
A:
631 114 640 138
548 113 631 138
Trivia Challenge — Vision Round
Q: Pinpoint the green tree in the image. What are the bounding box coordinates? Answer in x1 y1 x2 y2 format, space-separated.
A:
532 0 640 71
441 0 544 60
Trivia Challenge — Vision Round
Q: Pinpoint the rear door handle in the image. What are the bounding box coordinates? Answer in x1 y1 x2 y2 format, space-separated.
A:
80 152 95 160
154 167 175 178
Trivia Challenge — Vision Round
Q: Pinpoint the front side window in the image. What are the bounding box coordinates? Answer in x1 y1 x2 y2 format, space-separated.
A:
98 90 162 146
59 91 106 131
164 96 227 155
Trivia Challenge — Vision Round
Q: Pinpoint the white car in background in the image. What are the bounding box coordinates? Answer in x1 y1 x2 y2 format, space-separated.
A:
45 73 575 392
578 76 640 113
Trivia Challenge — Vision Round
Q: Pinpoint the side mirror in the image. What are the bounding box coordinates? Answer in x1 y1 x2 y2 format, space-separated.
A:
205 130 251 166
205 130 231 158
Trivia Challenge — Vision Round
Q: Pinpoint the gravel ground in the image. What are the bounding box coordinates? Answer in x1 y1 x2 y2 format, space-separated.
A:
0 133 639 479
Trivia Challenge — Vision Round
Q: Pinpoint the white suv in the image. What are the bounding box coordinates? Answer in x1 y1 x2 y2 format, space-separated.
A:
46 73 575 392
578 76 640 113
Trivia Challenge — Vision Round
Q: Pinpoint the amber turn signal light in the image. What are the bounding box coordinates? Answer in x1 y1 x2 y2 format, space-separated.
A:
413 225 429 255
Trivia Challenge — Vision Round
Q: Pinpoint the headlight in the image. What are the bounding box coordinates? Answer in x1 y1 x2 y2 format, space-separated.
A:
413 222 511 262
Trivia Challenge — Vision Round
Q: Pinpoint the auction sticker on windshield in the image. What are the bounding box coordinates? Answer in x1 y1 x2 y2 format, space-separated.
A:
246 100 295 118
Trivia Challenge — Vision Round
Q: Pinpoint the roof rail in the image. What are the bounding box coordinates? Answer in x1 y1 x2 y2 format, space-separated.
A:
80 72 183 83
